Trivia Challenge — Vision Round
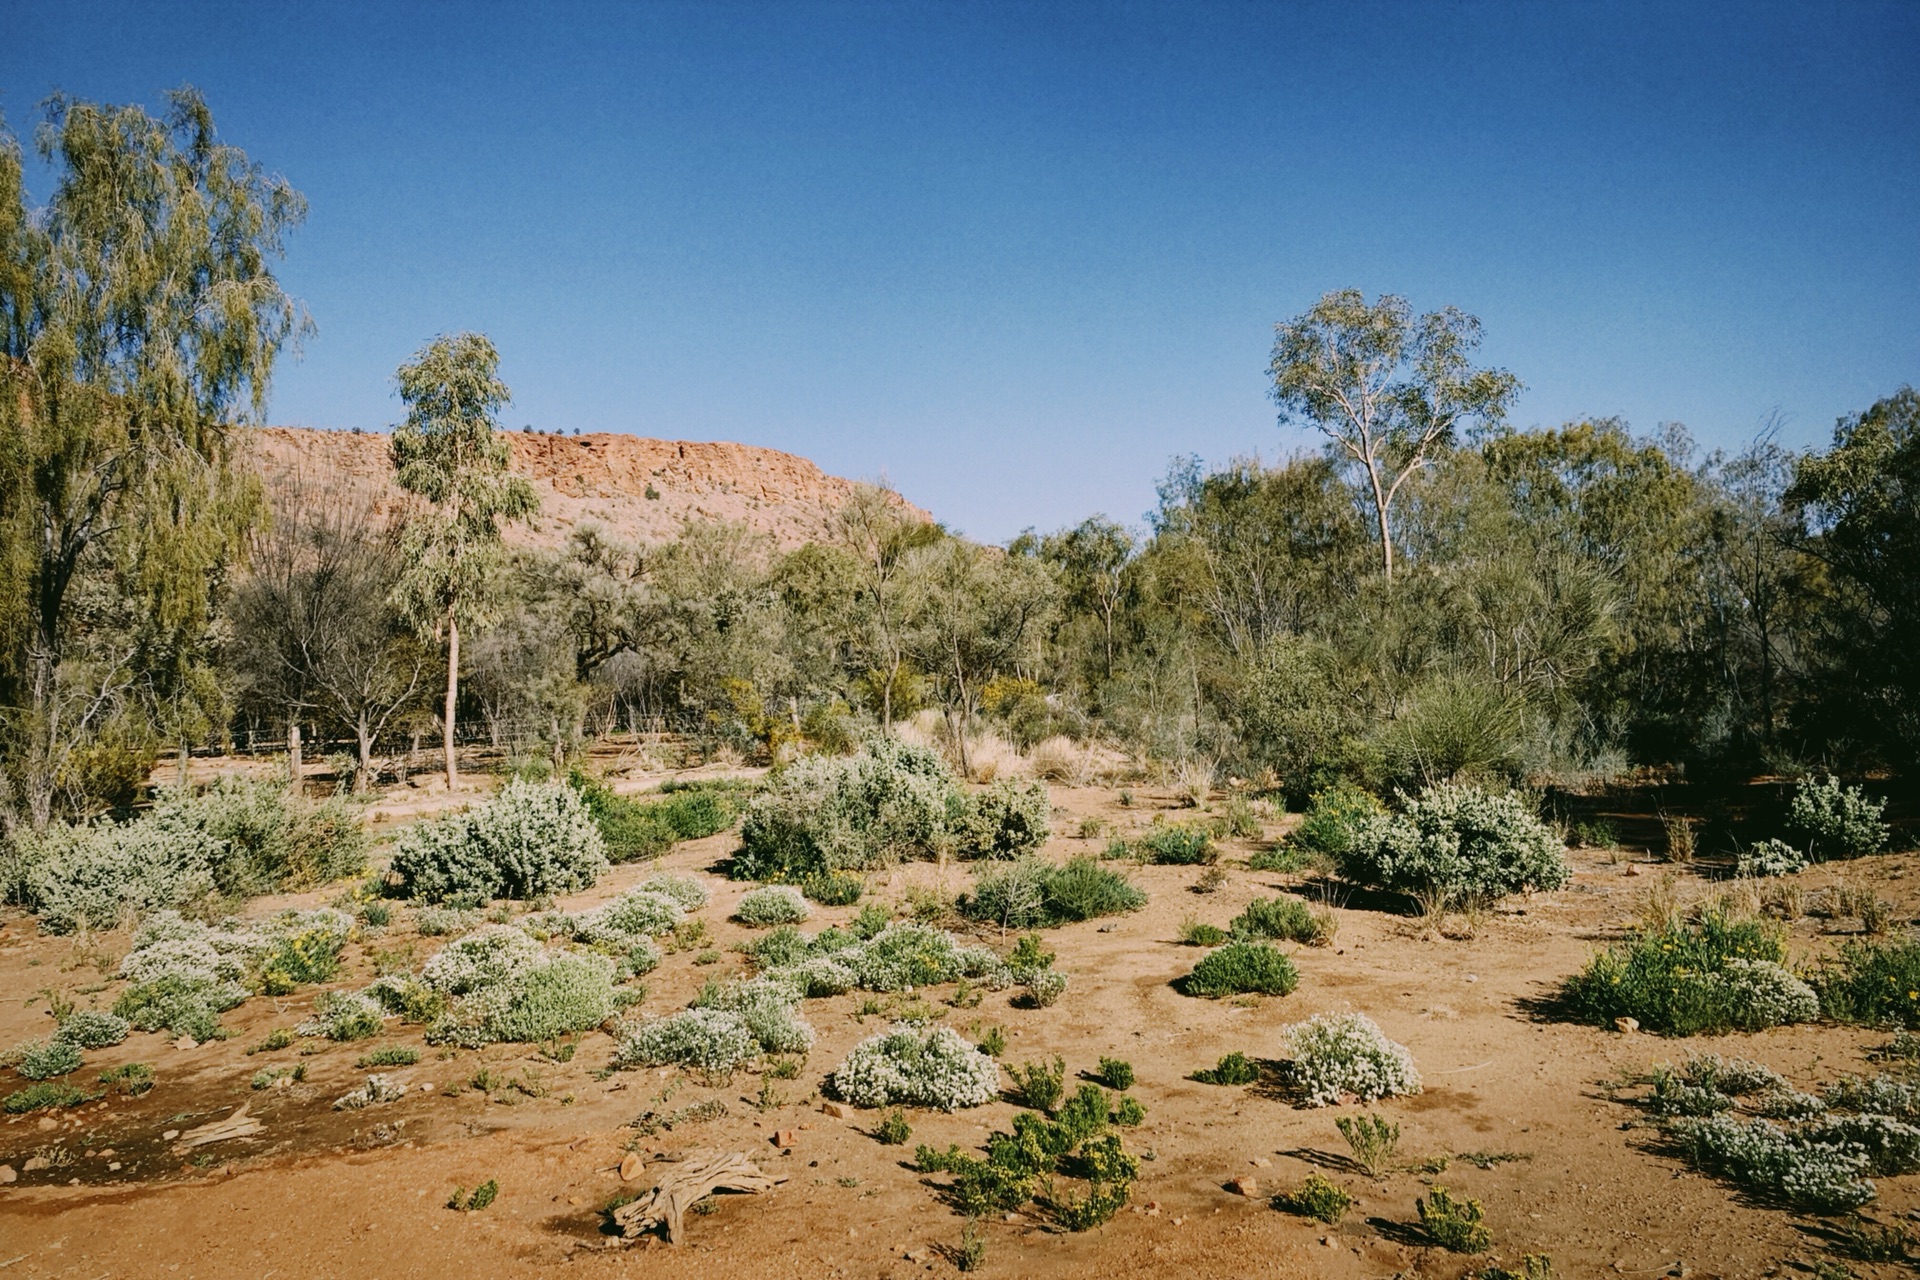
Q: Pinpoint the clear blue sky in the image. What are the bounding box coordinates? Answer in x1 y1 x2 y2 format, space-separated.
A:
7 1 1917 541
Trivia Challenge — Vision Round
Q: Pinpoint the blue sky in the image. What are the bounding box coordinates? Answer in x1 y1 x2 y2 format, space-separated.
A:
7 1 1916 541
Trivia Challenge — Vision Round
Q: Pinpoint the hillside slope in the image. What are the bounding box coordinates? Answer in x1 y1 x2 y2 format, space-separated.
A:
242 426 929 549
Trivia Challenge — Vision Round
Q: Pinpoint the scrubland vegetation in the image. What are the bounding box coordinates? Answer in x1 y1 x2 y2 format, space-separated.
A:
0 87 1917 1280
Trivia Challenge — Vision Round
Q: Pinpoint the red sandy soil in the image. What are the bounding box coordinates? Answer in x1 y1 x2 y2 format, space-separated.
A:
2 781 1914 1279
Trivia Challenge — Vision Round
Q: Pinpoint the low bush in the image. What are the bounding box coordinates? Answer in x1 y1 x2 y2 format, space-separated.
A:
831 1023 1001 1110
4 1080 94 1113
803 872 865 906
1008 1056 1067 1111
1335 783 1569 912
54 1009 129 1050
356 1044 420 1068
732 740 960 881
420 925 542 995
960 856 1146 929
1095 1057 1134 1091
1138 824 1215 866
4 777 367 933
1737 838 1809 878
1111 1094 1146 1126
99 1062 154 1095
1181 941 1300 998
617 1008 760 1075
734 885 812 926
1231 895 1335 946
1816 939 1920 1028
299 990 385 1041
570 889 684 946
568 772 740 862
1290 782 1387 863
426 949 617 1047
1018 969 1069 1008
1178 918 1231 946
920 1090 1138 1228
1282 1012 1421 1107
12 1037 82 1080
1275 1172 1351 1223
1418 1185 1491 1253
1562 913 1818 1036
388 779 607 904
637 873 710 911
1337 1112 1401 1176
692 976 816 1054
333 1073 409 1110
1789 776 1889 862
951 780 1052 861
875 1107 912 1145
1192 1051 1260 1086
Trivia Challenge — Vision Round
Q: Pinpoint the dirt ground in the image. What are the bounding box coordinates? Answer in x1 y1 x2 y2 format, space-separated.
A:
2 779 1915 1280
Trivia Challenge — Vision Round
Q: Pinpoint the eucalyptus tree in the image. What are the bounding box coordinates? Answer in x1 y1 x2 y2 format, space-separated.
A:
0 88 306 826
1269 290 1519 580
388 333 537 790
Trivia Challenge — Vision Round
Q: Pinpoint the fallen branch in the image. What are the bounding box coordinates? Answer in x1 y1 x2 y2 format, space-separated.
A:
613 1148 787 1243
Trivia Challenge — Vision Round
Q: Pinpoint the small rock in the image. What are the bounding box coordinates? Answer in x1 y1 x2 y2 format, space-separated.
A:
618 1153 644 1182
1623 864 1641 877
1615 1017 1641 1034
108 1162 121 1171
35 1118 56 1132
0 1164 15 1183
172 1036 197 1051
773 1129 797 1148
1251 1157 1271 1168
567 1196 583 1207
23 1156 50 1172
822 1102 853 1119
163 1129 180 1141
1321 1235 1335 1247
419 1082 435 1093
1226 1176 1259 1197
100 1149 114 1159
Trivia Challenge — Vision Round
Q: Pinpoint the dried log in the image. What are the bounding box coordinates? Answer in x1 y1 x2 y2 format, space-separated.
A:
175 1104 266 1150
613 1148 787 1243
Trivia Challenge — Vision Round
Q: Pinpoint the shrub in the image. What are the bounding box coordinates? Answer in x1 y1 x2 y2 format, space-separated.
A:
1111 1094 1146 1126
636 873 710 911
1738 838 1809 878
255 909 354 993
357 1045 420 1068
1669 1114 1875 1213
420 926 543 995
924 1097 1137 1225
299 990 385 1041
734 885 812 926
733 739 958 881
1178 918 1231 946
388 779 607 904
1817 939 1920 1028
4 778 367 932
803 872 865 906
1562 914 1817 1036
1283 1012 1421 1107
4 1080 93 1113
99 1062 154 1095
1018 969 1069 1007
1789 776 1890 861
617 1009 759 1075
1192 1051 1260 1086
961 856 1146 929
875 1107 912 1145
1336 1112 1401 1176
1231 895 1335 946
832 1023 1001 1110
54 1009 129 1050
1008 1056 1067 1111
428 950 617 1046
1291 782 1387 862
1139 824 1215 865
1181 941 1299 998
333 1073 409 1110
692 976 816 1054
1335 783 1569 911
12 1037 82 1080
1418 1186 1491 1253
415 905 477 937
951 780 1052 861
573 890 684 944
1276 1172 1351 1223
1095 1057 1134 1091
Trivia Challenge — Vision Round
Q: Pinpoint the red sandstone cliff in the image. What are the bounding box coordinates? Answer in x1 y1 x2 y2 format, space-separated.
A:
242 427 930 549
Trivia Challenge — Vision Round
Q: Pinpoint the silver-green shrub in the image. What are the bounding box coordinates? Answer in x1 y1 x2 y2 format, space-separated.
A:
692 976 816 1054
950 779 1052 861
299 989 386 1041
616 1008 759 1074
575 890 684 942
1789 775 1889 861
419 925 542 995
1334 783 1568 910
831 1023 1001 1110
734 885 811 926
388 779 607 903
1282 1013 1421 1107
637 873 710 911
1737 838 1809 878
12 1037 83 1080
54 1009 129 1049
733 740 960 880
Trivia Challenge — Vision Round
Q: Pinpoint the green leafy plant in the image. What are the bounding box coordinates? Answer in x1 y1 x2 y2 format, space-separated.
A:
1180 941 1299 997
4 1080 95 1112
961 856 1146 928
389 778 607 904
1418 1185 1492 1252
1817 938 1920 1028
99 1062 154 1095
1275 1172 1351 1223
1562 912 1817 1036
355 1044 420 1068
831 1023 1001 1110
803 872 865 906
448 1179 499 1211
1111 1095 1146 1126
1230 895 1335 946
1139 823 1215 865
733 885 812 926
1009 1056 1067 1111
1335 783 1568 912
12 1037 82 1080
1789 776 1889 861
875 1107 912 1145
1095 1057 1134 1091
1178 918 1230 946
1336 1112 1401 1176
1192 1051 1260 1086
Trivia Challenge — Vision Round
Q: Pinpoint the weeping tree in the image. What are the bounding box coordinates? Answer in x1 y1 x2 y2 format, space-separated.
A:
0 88 305 828
388 332 536 791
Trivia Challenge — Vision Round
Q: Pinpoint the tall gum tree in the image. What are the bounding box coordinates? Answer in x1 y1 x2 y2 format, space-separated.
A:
388 332 536 791
1269 289 1519 581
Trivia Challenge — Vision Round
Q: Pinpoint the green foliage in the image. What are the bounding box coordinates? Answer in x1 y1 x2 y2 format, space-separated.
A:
733 885 812 926
1095 1057 1134 1091
733 739 958 881
960 856 1146 928
1816 939 1920 1028
1008 1056 1067 1111
925 1093 1136 1228
1290 782 1386 863
300 990 384 1041
99 1062 154 1095
1336 1112 1401 1176
1789 776 1889 861
356 1045 420 1068
568 771 739 863
951 779 1052 860
803 871 865 905
1276 1172 1352 1223
1181 941 1299 998
875 1107 912 1145
1737 838 1808 878
1285 1013 1422 1106
12 1037 82 1080
447 1179 499 1212
1563 913 1818 1036
1334 783 1569 911
1138 823 1215 865
1111 1094 1145 1126
1417 1185 1492 1253
53 1009 128 1050
388 779 607 904
4 1080 95 1113
1230 895 1335 946
617 1009 759 1076
1178 918 1231 946
1192 1051 1260 1086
